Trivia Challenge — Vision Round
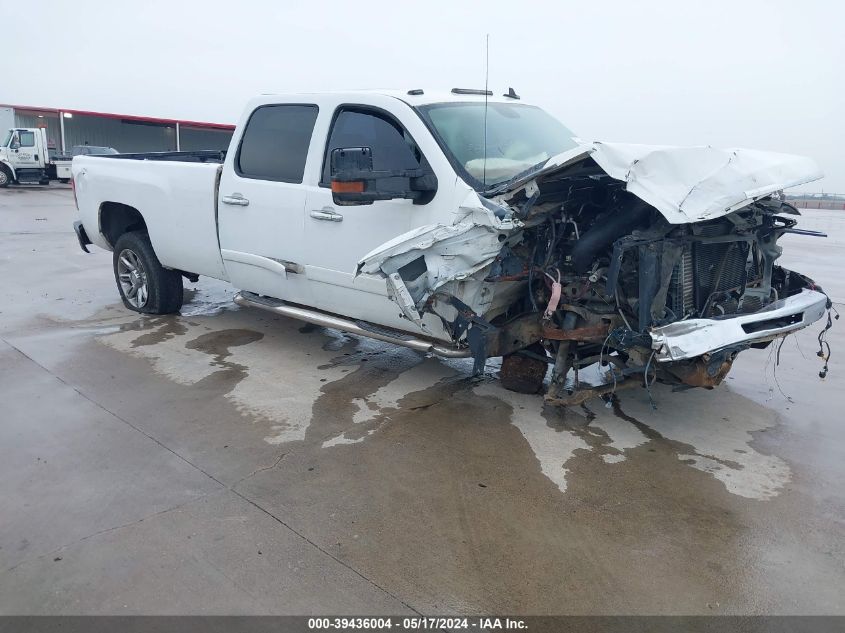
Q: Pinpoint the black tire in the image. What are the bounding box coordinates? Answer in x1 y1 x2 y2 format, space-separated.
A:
0 166 11 188
58 178 70 184
113 231 183 314
500 343 549 394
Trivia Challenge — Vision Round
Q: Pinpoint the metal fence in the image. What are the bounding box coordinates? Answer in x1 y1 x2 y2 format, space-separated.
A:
784 193 845 210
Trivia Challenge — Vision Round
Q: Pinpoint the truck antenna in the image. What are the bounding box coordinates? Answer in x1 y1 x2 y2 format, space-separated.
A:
482 33 489 187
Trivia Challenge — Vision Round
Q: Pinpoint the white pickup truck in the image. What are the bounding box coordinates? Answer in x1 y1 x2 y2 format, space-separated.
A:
72 89 832 403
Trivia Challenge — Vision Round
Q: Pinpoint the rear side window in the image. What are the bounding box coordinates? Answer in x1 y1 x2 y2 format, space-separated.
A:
237 104 318 183
19 131 35 147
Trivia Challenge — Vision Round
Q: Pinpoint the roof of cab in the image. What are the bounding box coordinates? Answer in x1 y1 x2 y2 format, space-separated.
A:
383 89 532 107
253 89 533 108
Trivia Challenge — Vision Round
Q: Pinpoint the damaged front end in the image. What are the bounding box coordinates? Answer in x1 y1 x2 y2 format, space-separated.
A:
359 142 832 404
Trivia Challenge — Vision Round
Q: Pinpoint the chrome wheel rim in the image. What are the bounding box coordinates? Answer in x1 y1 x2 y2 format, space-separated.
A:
0 171 8 186
117 248 149 308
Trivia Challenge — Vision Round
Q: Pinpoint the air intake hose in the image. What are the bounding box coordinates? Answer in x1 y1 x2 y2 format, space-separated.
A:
571 202 652 273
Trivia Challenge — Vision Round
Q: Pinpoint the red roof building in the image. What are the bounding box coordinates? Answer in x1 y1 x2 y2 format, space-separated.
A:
0 104 235 153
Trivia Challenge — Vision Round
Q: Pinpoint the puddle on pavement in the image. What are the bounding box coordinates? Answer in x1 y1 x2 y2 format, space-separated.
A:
475 379 789 500
178 282 237 317
320 357 466 447
123 317 190 347
84 292 792 502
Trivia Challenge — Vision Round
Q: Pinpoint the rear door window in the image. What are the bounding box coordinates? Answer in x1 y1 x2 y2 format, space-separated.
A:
236 104 318 183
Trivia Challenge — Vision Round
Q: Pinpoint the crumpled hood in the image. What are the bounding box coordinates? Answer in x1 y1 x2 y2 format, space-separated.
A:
357 141 824 330
497 141 823 224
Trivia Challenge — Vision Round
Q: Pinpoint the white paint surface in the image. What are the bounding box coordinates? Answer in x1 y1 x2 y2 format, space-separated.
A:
501 143 822 224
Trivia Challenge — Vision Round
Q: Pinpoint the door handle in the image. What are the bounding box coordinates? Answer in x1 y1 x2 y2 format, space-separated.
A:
310 208 343 222
222 194 249 207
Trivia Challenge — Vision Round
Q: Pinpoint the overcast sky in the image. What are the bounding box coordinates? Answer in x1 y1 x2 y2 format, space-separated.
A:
4 0 843 191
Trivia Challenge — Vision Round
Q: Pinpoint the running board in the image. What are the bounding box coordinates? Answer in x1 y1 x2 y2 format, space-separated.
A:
233 291 471 359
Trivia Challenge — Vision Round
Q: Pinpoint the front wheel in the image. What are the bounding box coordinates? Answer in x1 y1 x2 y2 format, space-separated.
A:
113 231 183 314
0 166 11 188
500 343 549 394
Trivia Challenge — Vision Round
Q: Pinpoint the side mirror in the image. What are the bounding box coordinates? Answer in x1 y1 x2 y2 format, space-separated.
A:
330 147 437 205
10 136 20 150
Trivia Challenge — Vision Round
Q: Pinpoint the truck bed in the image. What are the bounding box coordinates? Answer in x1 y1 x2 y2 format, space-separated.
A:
102 150 226 163
73 154 229 281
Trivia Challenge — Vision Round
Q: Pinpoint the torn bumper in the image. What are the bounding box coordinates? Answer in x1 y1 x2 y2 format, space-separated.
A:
650 289 828 362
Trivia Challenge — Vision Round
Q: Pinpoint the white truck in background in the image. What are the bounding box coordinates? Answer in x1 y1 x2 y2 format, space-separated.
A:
0 127 72 187
71 89 832 403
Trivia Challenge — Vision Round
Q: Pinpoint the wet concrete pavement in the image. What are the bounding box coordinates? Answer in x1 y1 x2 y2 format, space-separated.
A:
1 186 844 614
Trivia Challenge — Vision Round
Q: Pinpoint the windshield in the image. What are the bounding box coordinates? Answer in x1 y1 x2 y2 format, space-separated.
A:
416 102 578 190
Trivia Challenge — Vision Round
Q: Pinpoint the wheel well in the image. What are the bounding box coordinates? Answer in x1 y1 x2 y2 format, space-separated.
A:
99 202 147 248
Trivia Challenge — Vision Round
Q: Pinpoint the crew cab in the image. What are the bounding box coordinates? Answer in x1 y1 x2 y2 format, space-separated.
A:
72 89 832 403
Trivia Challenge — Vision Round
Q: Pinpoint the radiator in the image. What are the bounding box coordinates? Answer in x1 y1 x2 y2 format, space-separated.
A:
667 240 760 318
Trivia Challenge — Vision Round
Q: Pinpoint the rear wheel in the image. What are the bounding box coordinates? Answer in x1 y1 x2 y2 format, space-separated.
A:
113 231 183 314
